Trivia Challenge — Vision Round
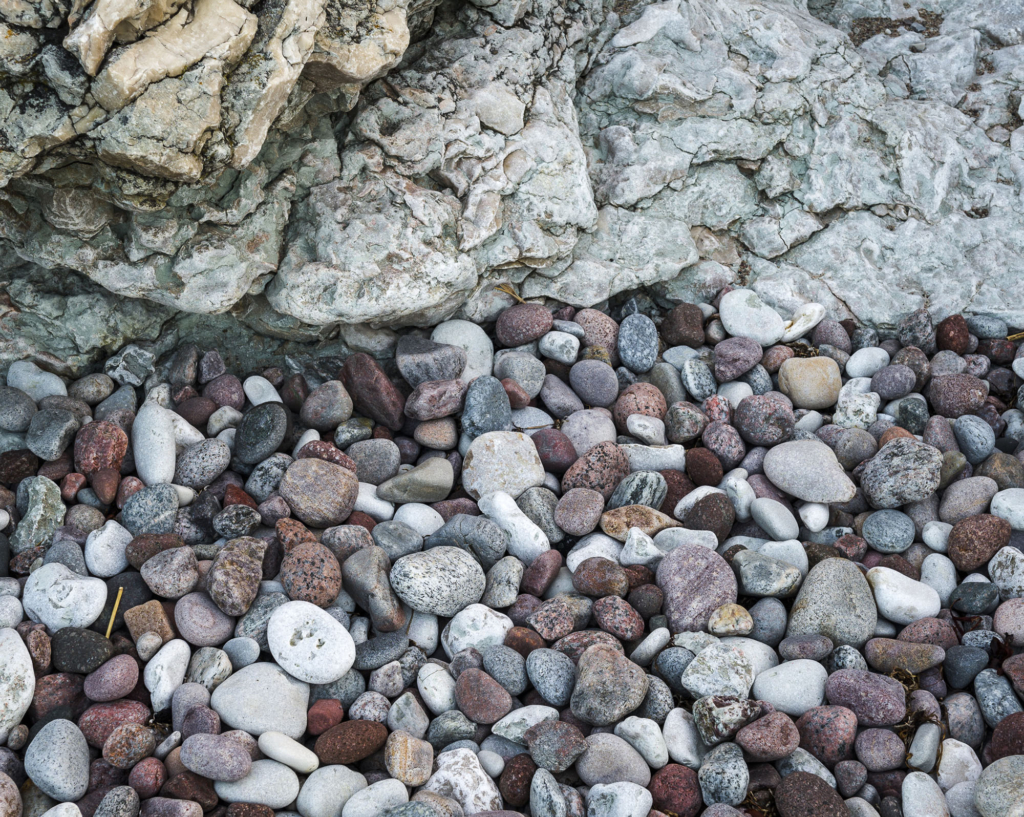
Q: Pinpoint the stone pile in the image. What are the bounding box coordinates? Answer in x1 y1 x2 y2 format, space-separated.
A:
1 289 1024 817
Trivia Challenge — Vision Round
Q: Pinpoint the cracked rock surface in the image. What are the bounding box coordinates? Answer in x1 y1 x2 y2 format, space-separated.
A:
1 0 1023 373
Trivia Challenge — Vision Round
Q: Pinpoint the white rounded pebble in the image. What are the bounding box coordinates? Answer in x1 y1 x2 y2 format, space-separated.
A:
297 766 367 817
7 360 67 401
539 331 580 364
243 376 283 405
798 502 829 533
718 381 753 409
432 320 494 383
750 498 799 540
258 732 319 773
845 347 891 378
267 601 356 684
902 771 949 817
292 428 320 457
208 406 243 437
566 532 622 571
171 485 196 506
478 491 550 564
492 705 559 745
440 603 513 659
393 504 445 536
614 717 668 769
132 403 177 485
653 527 718 552
341 779 407 817
23 563 107 631
945 781 980 817
543 567 576 599
210 663 310 739
921 553 958 607
478 750 504 777
0 627 34 742
418 662 457 715
626 415 667 446
39 804 83 817
719 637 779 676
992 488 1024 530
145 638 191 712
216 760 299 809
722 474 755 521
353 483 395 522
750 659 827 716
0 510 9 530
866 566 941 625
662 708 706 769
758 539 809 576
405 610 439 655
621 444 686 472
718 289 785 346
0 595 22 628
989 546 1024 599
924 520 953 552
630 628 671 667
781 303 825 342
937 741 981 792
84 520 132 577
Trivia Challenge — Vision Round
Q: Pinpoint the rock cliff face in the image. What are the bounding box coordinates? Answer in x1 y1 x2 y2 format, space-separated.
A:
1 0 1022 373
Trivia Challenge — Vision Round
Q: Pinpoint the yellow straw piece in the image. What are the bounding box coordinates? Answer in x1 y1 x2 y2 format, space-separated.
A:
105 586 124 639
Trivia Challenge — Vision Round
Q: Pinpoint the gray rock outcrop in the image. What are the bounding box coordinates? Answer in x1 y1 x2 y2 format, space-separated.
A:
1 0 1022 371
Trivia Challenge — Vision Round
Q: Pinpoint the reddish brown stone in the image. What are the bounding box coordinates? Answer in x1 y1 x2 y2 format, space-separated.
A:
128 757 166 798
572 557 629 598
498 754 536 808
531 428 577 474
496 304 553 348
117 476 144 508
0 449 39 485
592 596 643 641
649 765 702 817
103 723 156 769
307 699 345 736
560 441 629 500
61 472 87 502
796 706 858 768
527 598 576 641
175 398 218 428
948 514 1012 572
520 550 562 597
75 421 128 475
550 630 623 663
774 771 848 817
275 518 317 552
31 672 87 720
686 448 724 487
575 309 620 367
161 773 217 811
296 441 357 472
612 383 667 432
341 353 406 431
346 510 377 532
736 711 801 762
682 492 736 544
661 303 705 348
504 626 547 658
936 315 970 354
314 720 388 764
279 542 342 607
454 669 513 724
38 450 73 481
501 379 531 410
79 700 152 748
404 379 467 421
223 485 258 510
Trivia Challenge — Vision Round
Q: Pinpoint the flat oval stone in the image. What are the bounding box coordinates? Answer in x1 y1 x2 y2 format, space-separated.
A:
762 440 856 503
210 663 309 739
390 547 485 617
787 558 876 648
824 669 906 727
861 438 943 509
235 403 288 466
656 543 737 633
180 734 252 782
279 458 358 527
267 601 355 684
